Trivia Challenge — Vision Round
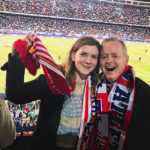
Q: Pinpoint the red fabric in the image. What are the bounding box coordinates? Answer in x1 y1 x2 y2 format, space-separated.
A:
42 65 71 95
13 39 39 75
13 37 70 95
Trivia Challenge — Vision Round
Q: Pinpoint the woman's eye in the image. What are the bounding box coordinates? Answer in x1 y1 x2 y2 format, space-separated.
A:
80 53 87 56
92 55 98 59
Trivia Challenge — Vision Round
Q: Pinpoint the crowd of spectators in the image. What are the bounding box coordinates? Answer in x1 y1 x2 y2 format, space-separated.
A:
0 14 150 41
0 0 150 41
0 0 150 26
7 100 40 136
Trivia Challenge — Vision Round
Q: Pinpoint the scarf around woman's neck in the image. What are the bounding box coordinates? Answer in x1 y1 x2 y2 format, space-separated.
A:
13 35 109 150
92 65 136 150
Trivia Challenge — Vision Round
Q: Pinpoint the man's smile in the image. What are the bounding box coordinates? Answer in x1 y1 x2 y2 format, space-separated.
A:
105 66 116 71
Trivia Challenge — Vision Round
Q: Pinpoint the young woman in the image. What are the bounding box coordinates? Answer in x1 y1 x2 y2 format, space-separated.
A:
4 34 101 150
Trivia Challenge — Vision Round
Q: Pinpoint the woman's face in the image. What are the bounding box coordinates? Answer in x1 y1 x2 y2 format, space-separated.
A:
71 45 99 80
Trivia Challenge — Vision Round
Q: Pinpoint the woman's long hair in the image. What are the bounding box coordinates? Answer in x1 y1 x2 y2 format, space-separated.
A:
61 36 101 91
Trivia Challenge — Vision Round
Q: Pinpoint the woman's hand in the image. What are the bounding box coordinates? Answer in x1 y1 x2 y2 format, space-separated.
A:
12 45 19 57
11 33 33 57
23 33 33 49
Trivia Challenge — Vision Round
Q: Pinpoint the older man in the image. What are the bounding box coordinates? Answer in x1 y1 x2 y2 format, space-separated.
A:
95 37 150 150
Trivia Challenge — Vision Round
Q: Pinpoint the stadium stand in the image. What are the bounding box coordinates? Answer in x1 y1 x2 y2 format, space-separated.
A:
0 0 150 150
0 0 150 41
0 0 150 25
0 13 150 41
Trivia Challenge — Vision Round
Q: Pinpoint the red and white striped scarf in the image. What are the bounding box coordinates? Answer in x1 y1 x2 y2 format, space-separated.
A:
92 65 136 150
14 35 70 96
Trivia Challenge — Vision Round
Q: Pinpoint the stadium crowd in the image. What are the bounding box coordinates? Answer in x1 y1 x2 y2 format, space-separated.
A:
0 14 150 41
7 100 40 136
0 0 150 41
0 0 149 26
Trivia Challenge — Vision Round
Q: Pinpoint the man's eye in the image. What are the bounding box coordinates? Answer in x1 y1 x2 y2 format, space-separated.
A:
101 55 107 59
113 55 118 58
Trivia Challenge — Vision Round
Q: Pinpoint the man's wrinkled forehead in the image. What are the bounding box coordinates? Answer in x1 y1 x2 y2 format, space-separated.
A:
101 40 127 56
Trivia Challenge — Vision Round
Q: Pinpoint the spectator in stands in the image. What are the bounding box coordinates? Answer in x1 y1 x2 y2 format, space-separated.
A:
95 37 150 150
19 111 23 120
28 110 35 123
3 33 101 150
23 121 28 133
0 95 16 150
15 117 23 136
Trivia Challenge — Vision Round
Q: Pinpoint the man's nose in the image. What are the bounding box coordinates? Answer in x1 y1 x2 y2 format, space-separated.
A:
106 55 113 62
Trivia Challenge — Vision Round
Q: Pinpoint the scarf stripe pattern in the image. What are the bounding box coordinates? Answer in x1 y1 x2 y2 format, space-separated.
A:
77 76 111 150
94 65 135 150
14 35 70 96
77 76 97 150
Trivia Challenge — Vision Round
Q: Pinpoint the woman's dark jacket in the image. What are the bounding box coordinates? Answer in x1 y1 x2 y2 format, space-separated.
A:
5 54 65 150
5 54 150 150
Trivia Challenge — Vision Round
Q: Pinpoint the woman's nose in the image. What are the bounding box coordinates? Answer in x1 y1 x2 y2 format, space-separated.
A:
85 56 92 63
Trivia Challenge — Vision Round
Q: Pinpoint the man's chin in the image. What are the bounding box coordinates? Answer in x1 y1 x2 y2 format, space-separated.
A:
106 77 115 83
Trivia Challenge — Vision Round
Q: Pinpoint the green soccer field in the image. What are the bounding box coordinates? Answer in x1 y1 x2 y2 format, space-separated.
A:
0 34 150 93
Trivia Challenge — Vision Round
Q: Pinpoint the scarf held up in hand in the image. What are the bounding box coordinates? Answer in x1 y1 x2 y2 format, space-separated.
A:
13 35 70 96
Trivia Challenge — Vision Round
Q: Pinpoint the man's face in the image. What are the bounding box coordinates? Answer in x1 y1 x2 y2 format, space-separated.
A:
100 41 129 83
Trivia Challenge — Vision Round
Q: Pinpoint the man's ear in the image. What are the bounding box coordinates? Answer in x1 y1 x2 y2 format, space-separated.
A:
126 55 129 65
71 51 75 61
